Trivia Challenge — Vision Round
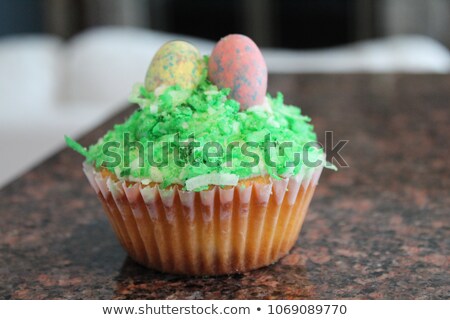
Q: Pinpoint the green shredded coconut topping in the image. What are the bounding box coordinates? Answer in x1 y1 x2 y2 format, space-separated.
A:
65 135 88 157
66 76 332 189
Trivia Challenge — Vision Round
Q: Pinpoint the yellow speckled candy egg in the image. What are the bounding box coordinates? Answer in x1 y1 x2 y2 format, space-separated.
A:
145 41 205 91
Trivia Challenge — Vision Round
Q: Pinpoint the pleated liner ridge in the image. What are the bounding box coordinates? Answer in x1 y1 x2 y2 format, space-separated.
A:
83 163 324 275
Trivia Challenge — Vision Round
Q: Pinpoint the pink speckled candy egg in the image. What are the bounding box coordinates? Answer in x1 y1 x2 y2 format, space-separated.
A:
208 34 267 110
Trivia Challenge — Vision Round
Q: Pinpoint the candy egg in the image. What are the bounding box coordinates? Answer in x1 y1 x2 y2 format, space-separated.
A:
208 34 267 110
145 41 205 91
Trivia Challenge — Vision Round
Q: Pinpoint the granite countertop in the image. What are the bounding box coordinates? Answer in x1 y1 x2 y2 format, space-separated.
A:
1 74 449 299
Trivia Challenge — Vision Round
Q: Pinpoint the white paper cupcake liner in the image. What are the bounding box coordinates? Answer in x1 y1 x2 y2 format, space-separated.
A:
83 163 324 275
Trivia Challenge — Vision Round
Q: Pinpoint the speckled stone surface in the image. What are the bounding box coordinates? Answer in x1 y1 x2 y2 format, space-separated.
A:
1 74 449 299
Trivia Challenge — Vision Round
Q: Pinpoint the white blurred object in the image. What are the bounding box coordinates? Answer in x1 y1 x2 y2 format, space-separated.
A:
65 28 450 104
0 35 62 110
64 27 213 104
0 27 449 187
263 35 450 73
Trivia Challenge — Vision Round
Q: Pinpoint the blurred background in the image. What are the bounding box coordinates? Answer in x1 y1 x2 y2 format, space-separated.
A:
1 0 450 187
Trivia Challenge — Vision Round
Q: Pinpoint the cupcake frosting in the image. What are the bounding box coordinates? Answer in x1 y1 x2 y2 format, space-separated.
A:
67 76 328 190
66 37 332 191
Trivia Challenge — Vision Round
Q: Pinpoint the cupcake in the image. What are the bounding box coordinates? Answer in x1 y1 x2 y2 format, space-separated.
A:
66 35 332 275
